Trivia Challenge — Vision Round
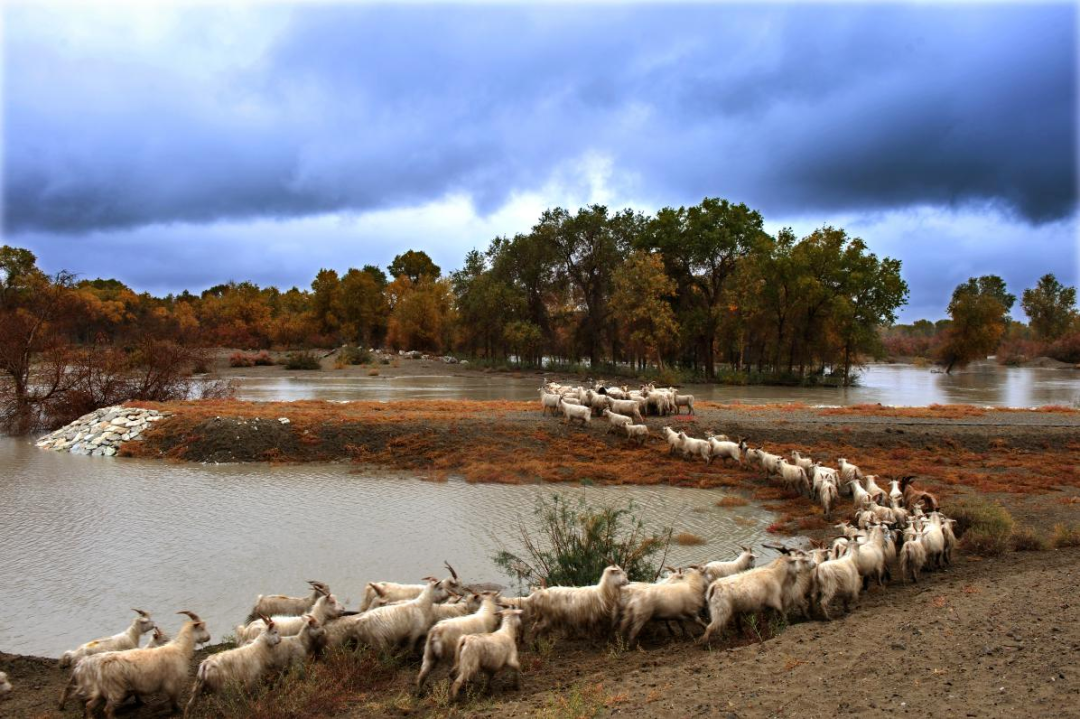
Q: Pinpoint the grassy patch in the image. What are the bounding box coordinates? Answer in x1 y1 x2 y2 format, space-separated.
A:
953 499 1015 556
283 351 321 370
185 647 396 719
535 681 609 719
715 495 749 507
1010 527 1047 552
1050 524 1080 548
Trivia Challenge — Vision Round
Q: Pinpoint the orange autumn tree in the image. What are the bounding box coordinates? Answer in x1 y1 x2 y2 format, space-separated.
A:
610 250 679 369
386 276 456 352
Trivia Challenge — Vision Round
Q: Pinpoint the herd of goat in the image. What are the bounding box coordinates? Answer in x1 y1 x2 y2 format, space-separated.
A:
17 381 957 718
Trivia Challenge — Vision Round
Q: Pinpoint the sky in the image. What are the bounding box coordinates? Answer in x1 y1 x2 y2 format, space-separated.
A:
3 2 1077 321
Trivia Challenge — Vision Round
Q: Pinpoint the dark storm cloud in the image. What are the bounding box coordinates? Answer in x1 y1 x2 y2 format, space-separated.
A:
3 3 1075 235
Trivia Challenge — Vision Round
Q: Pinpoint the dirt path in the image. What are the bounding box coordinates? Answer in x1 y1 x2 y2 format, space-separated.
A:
461 548 1080 719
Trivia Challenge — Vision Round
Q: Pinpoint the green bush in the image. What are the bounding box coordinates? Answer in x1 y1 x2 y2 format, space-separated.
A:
283 351 321 370
952 499 1014 556
493 494 672 588
339 346 373 365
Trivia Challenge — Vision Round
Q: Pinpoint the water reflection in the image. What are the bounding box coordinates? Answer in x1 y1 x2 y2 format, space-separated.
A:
233 363 1080 408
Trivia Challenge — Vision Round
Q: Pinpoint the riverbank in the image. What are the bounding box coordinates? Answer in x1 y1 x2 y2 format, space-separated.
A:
116 398 1080 536
6 547 1078 718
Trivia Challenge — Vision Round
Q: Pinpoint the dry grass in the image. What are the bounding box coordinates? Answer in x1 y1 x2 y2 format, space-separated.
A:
1010 527 1047 552
1050 524 1080 548
673 532 707 546
123 399 1080 535
818 403 1077 419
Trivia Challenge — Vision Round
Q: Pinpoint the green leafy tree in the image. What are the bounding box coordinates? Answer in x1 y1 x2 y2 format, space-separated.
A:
535 205 642 366
389 250 441 283
644 198 767 378
937 275 1013 373
1021 273 1077 341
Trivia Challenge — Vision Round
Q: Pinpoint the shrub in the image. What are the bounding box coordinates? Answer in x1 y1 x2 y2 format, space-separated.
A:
228 351 255 368
493 494 672 588
368 369 379 376
952 499 1014 556
1010 527 1046 552
1050 524 1080 548
252 350 273 366
283 351 321 370
339 346 373 365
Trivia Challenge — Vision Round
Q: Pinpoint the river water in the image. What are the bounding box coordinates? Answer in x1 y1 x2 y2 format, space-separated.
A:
3 362 1077 657
0 439 772 657
233 362 1080 408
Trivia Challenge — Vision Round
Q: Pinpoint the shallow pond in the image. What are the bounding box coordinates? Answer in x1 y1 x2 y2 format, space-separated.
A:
0 438 773 657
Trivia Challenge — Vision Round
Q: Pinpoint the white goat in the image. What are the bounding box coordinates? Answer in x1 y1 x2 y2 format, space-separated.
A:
327 578 448 652
184 617 281 717
700 546 756 583
450 610 524 701
60 611 211 718
416 592 502 692
838 458 863 485
0 671 10 698
607 399 643 423
698 556 797 645
863 474 888 504
673 393 695 415
236 592 344 645
677 432 712 463
59 609 156 669
624 423 649 445
539 391 561 416
707 436 745 465
813 542 861 620
662 426 683 454
187 613 285 712
272 614 327 671
619 567 709 644
900 528 927 583
248 581 329 620
776 460 810 495
525 565 628 638
790 450 814 470
359 562 461 612
602 409 634 434
559 397 592 425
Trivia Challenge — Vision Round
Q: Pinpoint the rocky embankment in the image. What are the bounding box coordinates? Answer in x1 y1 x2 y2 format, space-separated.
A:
34 406 169 456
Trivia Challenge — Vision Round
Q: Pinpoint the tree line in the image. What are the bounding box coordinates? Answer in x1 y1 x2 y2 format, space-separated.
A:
8 196 1072 431
883 273 1080 371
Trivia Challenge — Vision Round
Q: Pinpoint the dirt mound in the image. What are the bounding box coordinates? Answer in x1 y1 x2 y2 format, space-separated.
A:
1024 356 1076 369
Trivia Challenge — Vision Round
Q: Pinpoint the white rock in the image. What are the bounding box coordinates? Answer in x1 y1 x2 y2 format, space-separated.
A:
102 447 117 456
278 417 291 424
